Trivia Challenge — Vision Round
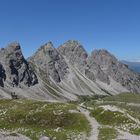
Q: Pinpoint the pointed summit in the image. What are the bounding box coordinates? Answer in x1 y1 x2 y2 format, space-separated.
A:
58 40 87 58
29 42 69 83
6 41 21 52
0 42 38 88
42 41 54 49
58 40 88 73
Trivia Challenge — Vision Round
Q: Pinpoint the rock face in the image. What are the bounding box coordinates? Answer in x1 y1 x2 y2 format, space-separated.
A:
58 40 88 73
91 49 140 92
0 63 6 87
0 42 38 87
29 42 68 83
86 57 110 84
0 40 140 101
58 41 140 93
58 40 110 84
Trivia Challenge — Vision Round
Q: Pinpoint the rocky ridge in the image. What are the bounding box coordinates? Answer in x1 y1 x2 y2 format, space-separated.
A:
0 42 38 88
0 40 140 100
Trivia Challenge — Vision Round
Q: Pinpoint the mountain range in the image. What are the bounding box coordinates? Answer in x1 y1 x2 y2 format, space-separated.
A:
0 40 140 101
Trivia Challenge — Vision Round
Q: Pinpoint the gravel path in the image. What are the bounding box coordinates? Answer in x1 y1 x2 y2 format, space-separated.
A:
78 105 99 140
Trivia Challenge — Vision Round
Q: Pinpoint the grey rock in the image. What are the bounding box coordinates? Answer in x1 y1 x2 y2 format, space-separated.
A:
86 57 110 84
0 40 140 100
91 49 140 93
0 42 38 87
0 63 6 87
58 40 110 84
29 42 68 83
58 40 88 73
39 136 50 140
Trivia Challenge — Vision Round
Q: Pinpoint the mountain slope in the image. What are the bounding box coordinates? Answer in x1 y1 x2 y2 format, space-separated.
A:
0 40 140 101
91 49 140 93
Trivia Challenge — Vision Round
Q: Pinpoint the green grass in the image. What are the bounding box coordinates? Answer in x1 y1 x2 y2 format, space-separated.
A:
78 92 140 137
0 99 91 140
90 107 134 126
103 92 140 103
130 127 140 135
98 127 118 140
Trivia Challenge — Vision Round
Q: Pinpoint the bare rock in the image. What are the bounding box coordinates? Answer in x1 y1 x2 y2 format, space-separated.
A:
0 63 6 87
58 40 88 73
0 42 38 87
29 42 68 83
58 40 110 84
39 136 50 140
91 49 140 93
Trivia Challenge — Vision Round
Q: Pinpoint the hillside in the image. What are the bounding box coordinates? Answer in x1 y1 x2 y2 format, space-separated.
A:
0 93 140 140
0 41 140 139
0 40 140 101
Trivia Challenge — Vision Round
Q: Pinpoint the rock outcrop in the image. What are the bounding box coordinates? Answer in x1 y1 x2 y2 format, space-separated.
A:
91 49 140 93
29 42 68 83
0 63 6 87
0 40 140 101
58 40 88 73
58 40 110 84
0 42 38 87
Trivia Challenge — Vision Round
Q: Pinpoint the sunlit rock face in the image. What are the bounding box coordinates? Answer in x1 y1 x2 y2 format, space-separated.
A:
91 49 140 93
29 42 69 83
0 40 140 100
0 42 38 87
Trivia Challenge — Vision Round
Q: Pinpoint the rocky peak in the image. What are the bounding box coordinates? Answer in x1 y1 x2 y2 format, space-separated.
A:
58 41 110 84
0 42 38 87
91 49 117 69
38 41 53 53
6 42 21 51
91 49 140 93
29 42 69 83
58 40 88 73
58 40 88 60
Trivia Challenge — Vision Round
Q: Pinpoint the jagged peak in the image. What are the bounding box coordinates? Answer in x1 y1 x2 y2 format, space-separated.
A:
43 41 54 49
58 40 88 58
6 41 21 51
0 41 24 61
92 49 110 55
59 40 84 49
64 40 81 45
91 49 116 60
37 41 55 53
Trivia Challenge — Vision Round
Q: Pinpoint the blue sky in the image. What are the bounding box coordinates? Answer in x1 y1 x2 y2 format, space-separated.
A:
0 0 140 60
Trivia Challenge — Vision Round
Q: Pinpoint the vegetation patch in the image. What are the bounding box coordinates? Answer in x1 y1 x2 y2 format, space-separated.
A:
0 99 91 140
103 92 140 103
90 107 134 126
130 127 140 135
98 127 118 140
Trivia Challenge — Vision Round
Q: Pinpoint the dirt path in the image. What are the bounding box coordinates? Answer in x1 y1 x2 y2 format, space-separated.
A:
78 104 99 140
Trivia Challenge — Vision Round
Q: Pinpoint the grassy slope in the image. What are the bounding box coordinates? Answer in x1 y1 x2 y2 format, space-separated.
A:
103 92 140 103
98 127 118 140
81 92 140 140
0 100 90 140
